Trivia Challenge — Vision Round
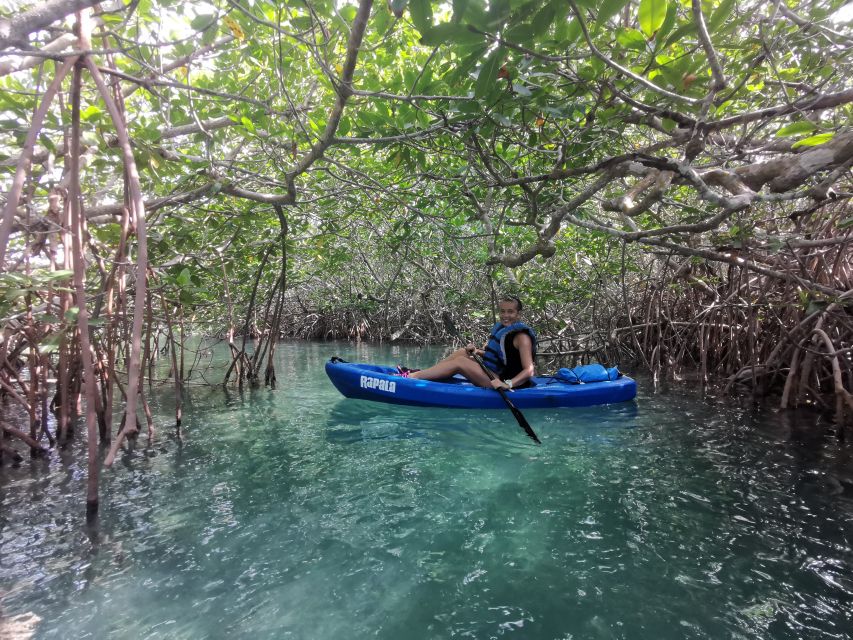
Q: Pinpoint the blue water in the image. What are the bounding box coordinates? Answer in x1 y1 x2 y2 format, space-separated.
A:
1 341 852 639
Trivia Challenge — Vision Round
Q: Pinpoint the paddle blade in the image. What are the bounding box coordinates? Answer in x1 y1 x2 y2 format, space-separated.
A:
471 353 541 444
497 388 541 444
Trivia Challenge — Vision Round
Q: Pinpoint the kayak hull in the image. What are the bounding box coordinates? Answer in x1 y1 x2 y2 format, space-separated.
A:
325 360 637 409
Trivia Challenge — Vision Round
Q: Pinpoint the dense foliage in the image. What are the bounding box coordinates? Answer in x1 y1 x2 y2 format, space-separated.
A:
0 0 851 505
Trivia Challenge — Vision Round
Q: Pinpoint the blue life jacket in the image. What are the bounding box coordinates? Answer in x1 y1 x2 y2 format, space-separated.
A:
482 322 537 374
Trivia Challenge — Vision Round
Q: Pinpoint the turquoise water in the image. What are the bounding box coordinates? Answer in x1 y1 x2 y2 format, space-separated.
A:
1 341 852 639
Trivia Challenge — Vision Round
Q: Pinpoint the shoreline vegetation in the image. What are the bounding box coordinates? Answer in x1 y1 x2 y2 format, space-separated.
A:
1 0 852 516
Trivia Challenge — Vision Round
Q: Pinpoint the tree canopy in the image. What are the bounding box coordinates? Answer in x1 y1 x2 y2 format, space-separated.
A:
1 0 852 493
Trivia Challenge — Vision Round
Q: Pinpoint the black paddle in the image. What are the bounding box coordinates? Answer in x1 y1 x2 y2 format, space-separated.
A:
469 351 541 444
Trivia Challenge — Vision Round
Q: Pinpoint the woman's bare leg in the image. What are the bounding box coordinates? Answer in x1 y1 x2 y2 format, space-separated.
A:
409 354 493 387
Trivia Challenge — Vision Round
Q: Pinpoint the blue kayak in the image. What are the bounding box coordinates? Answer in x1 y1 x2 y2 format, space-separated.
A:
325 359 637 409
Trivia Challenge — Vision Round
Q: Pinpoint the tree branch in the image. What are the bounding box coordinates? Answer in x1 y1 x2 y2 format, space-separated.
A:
567 0 701 105
0 0 103 50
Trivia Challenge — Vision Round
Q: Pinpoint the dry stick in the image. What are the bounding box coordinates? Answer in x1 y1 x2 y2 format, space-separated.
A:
1 421 48 456
265 205 290 388
265 294 283 388
39 350 54 446
159 291 182 427
100 304 116 442
179 303 185 383
55 89 77 446
780 344 803 410
1 440 24 463
140 390 155 442
94 340 111 443
25 318 38 444
87 57 150 468
0 56 77 264
250 270 284 383
812 329 853 417
21 108 39 439
796 301 832 402
39 225 65 447
57 205 71 443
68 61 101 519
98 198 132 439
0 373 31 413
225 245 273 386
220 255 239 369
88 342 109 441
145 286 154 391
169 302 184 427
567 0 699 105
725 304 824 391
135 286 154 442
620 242 649 369
692 0 727 91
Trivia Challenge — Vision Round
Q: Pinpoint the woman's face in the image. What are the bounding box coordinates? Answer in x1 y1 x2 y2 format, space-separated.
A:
498 300 520 326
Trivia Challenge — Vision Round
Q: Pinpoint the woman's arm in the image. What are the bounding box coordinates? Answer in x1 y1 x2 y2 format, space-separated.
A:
491 332 535 390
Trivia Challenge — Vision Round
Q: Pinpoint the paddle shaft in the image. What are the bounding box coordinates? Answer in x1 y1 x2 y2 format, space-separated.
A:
469 350 541 445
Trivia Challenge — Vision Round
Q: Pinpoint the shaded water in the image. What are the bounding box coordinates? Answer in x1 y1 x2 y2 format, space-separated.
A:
1 341 852 639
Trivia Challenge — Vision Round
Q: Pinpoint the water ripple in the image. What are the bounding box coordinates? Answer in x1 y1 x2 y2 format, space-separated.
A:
2 347 853 639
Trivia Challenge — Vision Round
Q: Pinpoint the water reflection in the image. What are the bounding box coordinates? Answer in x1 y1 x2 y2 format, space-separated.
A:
0 343 852 639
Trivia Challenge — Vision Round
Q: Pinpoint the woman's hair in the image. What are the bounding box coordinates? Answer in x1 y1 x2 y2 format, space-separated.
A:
500 295 523 312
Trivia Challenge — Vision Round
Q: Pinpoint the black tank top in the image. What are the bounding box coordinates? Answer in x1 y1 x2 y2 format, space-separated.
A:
501 331 525 380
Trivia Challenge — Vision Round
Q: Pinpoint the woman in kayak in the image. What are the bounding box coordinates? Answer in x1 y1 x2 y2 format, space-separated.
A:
399 296 537 390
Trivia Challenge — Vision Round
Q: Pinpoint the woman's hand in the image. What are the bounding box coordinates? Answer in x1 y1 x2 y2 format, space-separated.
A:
491 378 512 391
465 343 476 355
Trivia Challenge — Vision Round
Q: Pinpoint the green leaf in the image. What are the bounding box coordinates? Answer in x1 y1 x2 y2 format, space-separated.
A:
338 4 357 22
388 0 408 19
80 105 103 122
177 267 193 288
639 0 668 38
190 14 216 32
136 0 152 18
655 0 678 43
708 0 736 32
43 269 73 281
504 23 535 43
291 16 313 30
492 112 512 127
202 23 218 45
530 3 557 37
409 0 433 33
101 12 124 25
561 18 583 43
775 121 817 137
38 334 62 355
791 132 835 149
452 0 471 21
474 47 504 99
663 20 697 48
596 0 631 25
486 0 511 30
420 23 484 46
616 27 648 50
806 299 828 315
